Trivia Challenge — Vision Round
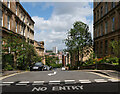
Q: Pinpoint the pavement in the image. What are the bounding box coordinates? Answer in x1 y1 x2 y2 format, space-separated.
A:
77 70 120 79
0 70 26 77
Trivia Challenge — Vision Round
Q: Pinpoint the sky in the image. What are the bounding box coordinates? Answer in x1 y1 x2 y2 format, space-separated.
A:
21 2 93 50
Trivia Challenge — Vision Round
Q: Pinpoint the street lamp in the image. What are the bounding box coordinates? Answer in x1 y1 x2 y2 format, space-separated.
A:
95 56 97 70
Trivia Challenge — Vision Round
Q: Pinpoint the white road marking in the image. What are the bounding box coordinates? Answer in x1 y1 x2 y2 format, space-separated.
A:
16 81 29 86
32 81 44 85
19 81 29 84
49 80 60 84
64 80 75 82
2 82 14 84
94 79 107 82
48 71 57 76
16 84 27 86
79 80 91 83
64 80 76 84
0 84 10 86
33 81 45 83
108 79 120 82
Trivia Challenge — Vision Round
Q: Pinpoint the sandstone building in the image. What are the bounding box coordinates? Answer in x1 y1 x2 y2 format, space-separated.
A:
0 1 34 44
94 2 120 58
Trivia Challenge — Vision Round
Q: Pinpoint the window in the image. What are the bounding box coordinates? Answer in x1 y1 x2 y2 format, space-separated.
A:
21 12 23 19
23 26 25 36
16 4 17 15
23 15 25 22
94 28 96 38
100 42 103 55
101 24 103 36
27 27 29 38
0 11 3 26
105 21 108 34
7 1 10 8
94 13 96 22
111 39 114 54
105 2 108 14
105 40 108 54
7 16 10 30
16 22 17 33
97 42 99 55
101 6 103 17
97 10 99 20
111 2 115 9
112 17 115 31
97 26 99 37
21 25 23 35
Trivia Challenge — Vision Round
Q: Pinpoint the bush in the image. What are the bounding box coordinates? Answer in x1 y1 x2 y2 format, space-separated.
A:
4 63 13 71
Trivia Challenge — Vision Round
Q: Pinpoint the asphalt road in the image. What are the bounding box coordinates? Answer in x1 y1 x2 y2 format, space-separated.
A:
1 68 120 94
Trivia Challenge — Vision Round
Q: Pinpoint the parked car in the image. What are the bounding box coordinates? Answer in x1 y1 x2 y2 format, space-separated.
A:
30 62 44 71
61 67 65 71
43 65 50 71
49 66 52 70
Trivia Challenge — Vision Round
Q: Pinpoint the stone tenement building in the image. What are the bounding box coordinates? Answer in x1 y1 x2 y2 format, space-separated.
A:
94 2 120 58
34 41 45 64
0 1 45 64
0 1 34 44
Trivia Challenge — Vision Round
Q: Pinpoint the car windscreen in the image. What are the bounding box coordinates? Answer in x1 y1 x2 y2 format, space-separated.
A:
35 62 43 66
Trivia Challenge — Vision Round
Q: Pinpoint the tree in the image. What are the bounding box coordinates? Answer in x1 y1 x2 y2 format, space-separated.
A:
110 40 120 58
2 32 41 70
65 21 92 67
110 40 120 65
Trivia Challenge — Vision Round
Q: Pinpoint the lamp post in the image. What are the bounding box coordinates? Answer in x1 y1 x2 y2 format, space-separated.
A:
95 56 97 70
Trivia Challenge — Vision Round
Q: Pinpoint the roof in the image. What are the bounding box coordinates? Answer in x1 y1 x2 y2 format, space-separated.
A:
17 2 35 24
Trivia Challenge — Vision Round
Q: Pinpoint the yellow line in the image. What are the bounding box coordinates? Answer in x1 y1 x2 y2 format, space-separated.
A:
0 71 29 80
88 72 120 80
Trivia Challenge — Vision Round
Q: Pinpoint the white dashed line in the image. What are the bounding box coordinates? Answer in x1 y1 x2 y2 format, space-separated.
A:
64 80 76 84
16 81 29 86
108 79 120 82
94 79 107 82
0 84 11 86
16 84 28 86
32 81 45 85
2 82 14 84
79 80 91 83
49 80 60 84
19 81 29 84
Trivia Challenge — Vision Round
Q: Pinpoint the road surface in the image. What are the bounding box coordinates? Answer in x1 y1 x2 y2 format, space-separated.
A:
0 68 120 94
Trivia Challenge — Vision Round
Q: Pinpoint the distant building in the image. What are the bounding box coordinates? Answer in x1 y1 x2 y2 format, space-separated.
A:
94 2 120 58
53 47 58 54
34 41 45 64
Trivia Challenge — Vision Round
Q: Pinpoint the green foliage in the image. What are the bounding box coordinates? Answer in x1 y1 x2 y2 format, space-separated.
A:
109 40 120 57
50 63 62 68
2 33 42 70
50 53 56 55
4 63 13 71
64 21 93 67
66 64 70 67
106 57 119 64
45 55 61 68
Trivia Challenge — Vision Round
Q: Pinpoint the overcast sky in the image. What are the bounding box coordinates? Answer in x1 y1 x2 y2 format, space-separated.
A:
21 2 93 50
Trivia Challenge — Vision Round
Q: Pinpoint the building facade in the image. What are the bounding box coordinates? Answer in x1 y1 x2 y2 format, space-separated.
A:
94 2 120 58
53 47 58 54
0 0 34 44
34 41 45 64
